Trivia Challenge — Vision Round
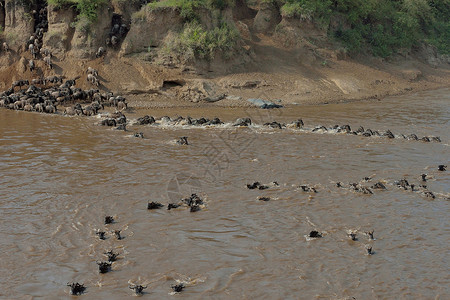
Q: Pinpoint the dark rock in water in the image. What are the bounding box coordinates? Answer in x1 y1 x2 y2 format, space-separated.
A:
172 283 185 293
104 250 118 262
438 165 447 171
176 136 189 145
147 201 164 210
67 282 86 295
136 115 155 125
97 261 112 273
371 182 386 190
258 196 270 201
309 230 322 238
258 185 269 190
105 216 114 224
129 284 147 295
167 203 180 210
233 117 252 126
336 182 343 188
247 98 283 109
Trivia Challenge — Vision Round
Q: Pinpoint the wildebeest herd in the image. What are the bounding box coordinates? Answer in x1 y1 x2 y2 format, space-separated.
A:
67 193 206 296
0 70 127 117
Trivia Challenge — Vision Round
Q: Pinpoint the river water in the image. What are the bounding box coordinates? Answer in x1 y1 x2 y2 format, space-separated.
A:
0 89 449 299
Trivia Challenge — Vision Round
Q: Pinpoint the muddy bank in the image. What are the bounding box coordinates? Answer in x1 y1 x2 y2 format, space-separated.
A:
0 1 449 109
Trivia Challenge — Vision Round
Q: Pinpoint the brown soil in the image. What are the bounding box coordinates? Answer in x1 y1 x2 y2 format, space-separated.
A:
1 31 449 109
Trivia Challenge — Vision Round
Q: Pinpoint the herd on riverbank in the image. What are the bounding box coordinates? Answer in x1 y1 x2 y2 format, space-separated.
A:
0 75 442 145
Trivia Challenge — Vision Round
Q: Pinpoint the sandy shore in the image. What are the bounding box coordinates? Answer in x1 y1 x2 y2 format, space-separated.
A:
1 45 449 110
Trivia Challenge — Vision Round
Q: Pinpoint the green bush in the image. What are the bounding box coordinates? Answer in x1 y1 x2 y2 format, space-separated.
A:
163 21 239 61
281 0 332 26
76 0 107 23
47 0 77 8
276 0 449 57
147 0 233 21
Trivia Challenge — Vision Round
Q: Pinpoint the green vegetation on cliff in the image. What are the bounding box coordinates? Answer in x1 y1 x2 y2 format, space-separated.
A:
48 0 106 22
32 0 450 58
162 22 239 60
277 0 449 57
147 0 234 21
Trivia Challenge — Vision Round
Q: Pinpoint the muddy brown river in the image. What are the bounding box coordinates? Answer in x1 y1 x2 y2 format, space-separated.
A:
0 89 449 299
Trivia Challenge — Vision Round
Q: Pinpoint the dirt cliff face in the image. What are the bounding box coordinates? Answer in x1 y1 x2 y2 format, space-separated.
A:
121 7 183 56
4 0 34 48
70 4 113 58
45 5 76 55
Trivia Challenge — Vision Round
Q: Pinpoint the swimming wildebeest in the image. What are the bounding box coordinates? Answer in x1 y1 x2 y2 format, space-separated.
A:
309 231 322 238
114 230 123 240
168 203 180 210
365 230 375 240
97 261 112 273
171 283 185 293
129 284 147 295
96 230 106 240
104 250 119 262
147 202 164 209
177 136 189 145
67 282 86 295
105 216 114 224
258 196 271 201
